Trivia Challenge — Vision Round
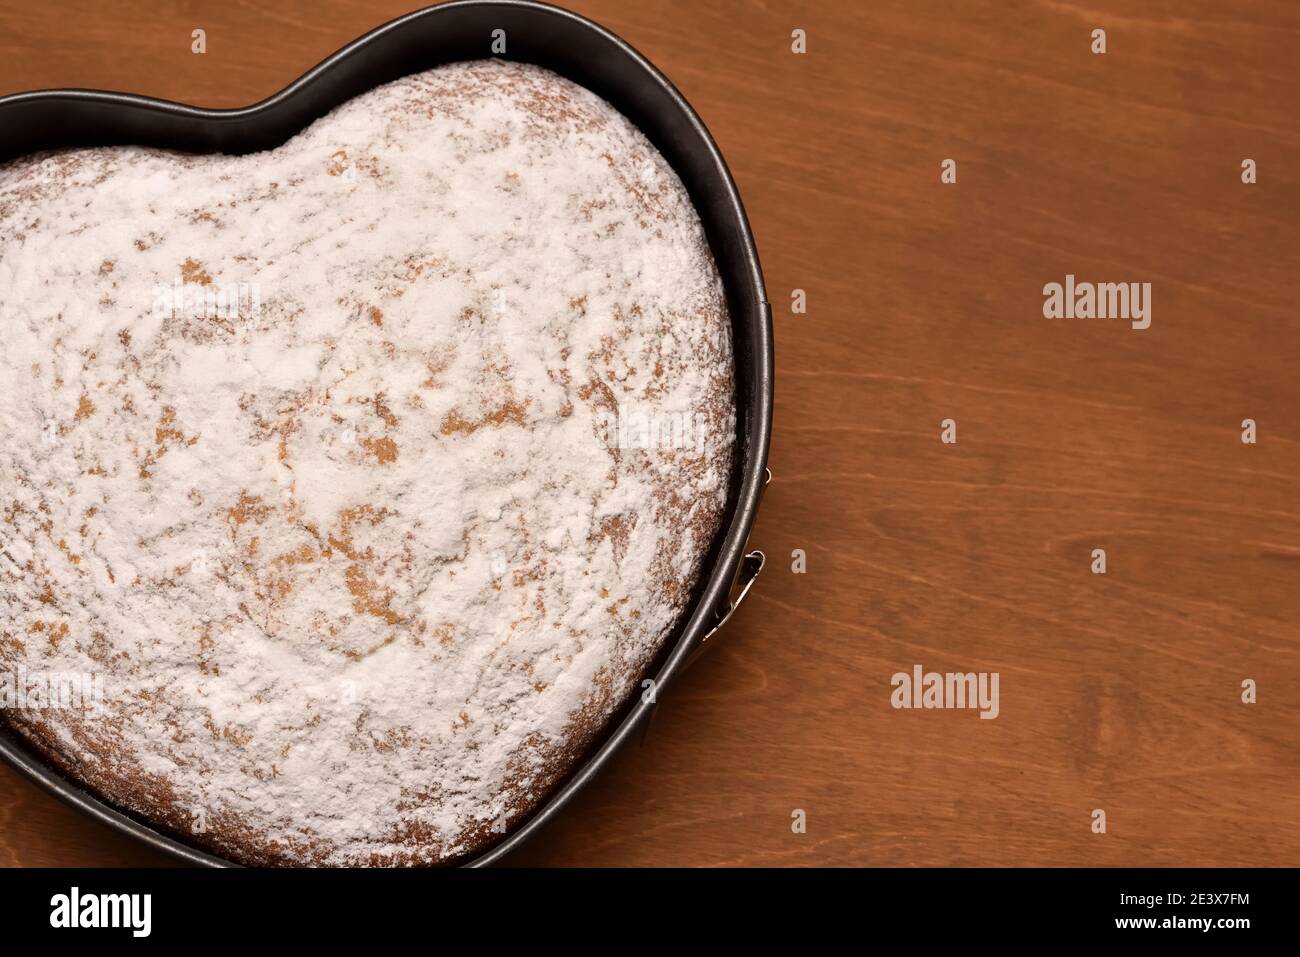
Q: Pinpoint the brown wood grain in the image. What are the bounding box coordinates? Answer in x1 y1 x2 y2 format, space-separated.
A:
1 0 1297 867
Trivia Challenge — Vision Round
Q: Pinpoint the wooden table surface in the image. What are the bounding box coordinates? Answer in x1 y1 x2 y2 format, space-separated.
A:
1 0 1297 867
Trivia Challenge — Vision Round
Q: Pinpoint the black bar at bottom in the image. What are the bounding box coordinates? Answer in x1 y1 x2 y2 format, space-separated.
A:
0 866 1281 941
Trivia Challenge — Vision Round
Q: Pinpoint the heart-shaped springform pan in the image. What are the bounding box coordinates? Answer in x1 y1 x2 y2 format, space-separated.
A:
0 0 772 866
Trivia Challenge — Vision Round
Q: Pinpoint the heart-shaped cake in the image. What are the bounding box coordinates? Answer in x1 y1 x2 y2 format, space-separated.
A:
0 59 734 864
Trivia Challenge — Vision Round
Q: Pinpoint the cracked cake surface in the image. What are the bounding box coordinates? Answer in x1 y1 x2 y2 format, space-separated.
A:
0 60 734 865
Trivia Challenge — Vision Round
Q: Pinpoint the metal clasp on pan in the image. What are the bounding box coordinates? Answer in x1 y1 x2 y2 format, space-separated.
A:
702 548 765 643
688 466 770 660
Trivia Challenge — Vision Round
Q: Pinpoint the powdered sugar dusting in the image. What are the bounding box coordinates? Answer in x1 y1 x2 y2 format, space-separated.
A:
0 60 734 864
